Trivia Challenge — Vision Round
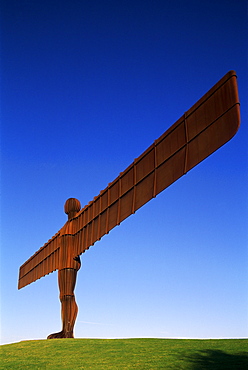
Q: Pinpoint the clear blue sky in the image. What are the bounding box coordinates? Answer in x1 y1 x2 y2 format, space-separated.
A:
1 0 247 344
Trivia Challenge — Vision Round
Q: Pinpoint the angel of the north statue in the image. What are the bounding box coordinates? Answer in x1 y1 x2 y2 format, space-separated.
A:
18 71 240 339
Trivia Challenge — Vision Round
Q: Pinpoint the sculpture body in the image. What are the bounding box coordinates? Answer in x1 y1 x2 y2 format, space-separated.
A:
47 198 81 338
18 71 240 338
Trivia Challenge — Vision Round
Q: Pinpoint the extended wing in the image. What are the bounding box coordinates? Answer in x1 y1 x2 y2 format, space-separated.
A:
70 70 240 257
18 71 240 287
18 230 61 289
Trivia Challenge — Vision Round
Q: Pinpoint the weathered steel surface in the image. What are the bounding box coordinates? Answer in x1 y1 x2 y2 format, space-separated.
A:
47 199 81 338
18 70 240 291
69 70 240 256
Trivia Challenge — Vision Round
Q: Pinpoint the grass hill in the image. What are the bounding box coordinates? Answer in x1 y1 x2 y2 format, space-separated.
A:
1 338 248 369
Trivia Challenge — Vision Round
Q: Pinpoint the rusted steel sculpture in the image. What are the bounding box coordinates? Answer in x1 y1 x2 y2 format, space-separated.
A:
18 71 240 339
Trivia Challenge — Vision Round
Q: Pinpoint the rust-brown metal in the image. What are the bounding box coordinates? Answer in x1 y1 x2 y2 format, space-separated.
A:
18 71 240 338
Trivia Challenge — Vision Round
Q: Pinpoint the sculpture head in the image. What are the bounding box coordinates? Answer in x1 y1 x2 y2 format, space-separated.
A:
64 198 81 220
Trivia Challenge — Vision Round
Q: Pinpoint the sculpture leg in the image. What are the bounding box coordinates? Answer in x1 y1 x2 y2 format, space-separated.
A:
47 268 78 339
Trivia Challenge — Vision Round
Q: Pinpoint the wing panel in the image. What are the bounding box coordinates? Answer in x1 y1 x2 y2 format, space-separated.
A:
136 147 155 183
18 232 61 289
120 166 134 195
156 119 186 167
119 189 134 223
156 148 186 195
108 201 119 231
134 171 155 211
109 180 119 205
186 71 239 141
99 210 108 238
187 105 240 171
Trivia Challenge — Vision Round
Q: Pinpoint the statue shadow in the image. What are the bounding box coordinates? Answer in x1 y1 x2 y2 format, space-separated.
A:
185 349 248 370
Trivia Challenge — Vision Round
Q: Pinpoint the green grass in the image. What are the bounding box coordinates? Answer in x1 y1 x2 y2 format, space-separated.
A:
1 338 247 369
